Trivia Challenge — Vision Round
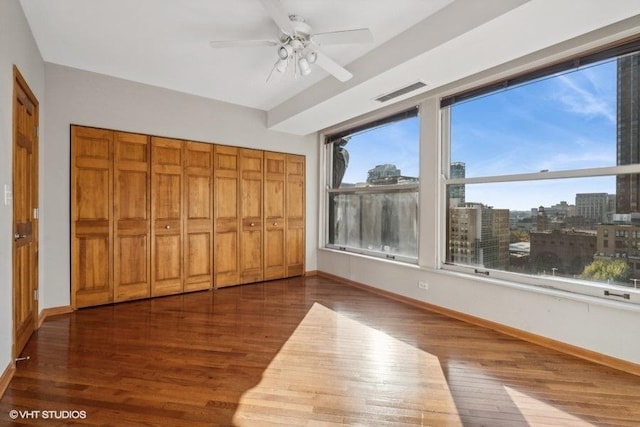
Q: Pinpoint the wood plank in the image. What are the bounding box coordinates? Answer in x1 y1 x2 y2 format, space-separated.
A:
3 276 640 425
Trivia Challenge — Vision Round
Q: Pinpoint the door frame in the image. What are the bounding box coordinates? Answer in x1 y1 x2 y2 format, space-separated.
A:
12 65 39 359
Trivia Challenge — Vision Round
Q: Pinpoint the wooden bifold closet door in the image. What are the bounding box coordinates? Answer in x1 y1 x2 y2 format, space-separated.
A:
113 132 150 302
263 152 286 280
286 154 305 277
71 127 114 308
150 137 184 297
213 145 240 287
184 142 213 292
239 148 264 284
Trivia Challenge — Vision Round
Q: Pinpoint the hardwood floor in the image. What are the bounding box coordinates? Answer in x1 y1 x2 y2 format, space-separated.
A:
2 275 640 426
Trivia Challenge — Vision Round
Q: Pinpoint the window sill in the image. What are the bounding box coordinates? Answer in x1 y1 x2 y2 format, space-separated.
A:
320 246 419 267
437 264 640 312
320 247 640 312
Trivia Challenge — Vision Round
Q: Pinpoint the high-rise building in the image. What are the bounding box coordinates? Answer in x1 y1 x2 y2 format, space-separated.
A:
616 54 640 213
448 202 509 268
576 193 614 224
448 162 466 207
367 164 400 182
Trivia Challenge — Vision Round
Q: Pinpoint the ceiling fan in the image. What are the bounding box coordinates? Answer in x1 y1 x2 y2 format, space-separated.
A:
209 0 373 82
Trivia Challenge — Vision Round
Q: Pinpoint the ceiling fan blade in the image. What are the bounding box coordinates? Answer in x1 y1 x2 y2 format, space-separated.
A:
314 50 353 82
209 39 278 48
313 28 374 46
258 0 295 36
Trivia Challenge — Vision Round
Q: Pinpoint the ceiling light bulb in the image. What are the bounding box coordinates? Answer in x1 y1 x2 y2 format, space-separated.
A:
278 44 292 60
298 57 311 76
275 58 288 73
305 51 317 64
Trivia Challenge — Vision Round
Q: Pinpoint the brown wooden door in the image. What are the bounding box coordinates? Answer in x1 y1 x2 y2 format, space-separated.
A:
151 137 184 296
263 152 286 281
214 145 240 287
114 132 150 302
13 68 39 357
286 154 305 277
71 126 113 308
184 142 213 292
240 149 264 284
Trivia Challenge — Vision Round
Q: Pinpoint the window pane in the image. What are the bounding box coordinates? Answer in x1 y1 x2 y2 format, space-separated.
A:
449 54 640 178
332 115 419 188
329 190 418 260
327 110 419 264
446 176 640 289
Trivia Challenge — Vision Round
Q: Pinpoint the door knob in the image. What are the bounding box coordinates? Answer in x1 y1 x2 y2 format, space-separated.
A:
165 225 171 229
250 222 255 227
14 232 25 240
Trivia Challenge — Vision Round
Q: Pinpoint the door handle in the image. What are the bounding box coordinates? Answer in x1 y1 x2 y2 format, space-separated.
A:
14 232 25 240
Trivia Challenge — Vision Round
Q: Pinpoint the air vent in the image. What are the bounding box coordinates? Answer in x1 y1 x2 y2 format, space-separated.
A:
375 81 427 103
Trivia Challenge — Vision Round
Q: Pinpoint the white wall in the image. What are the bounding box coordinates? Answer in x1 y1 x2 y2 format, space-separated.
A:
42 63 318 309
0 0 45 372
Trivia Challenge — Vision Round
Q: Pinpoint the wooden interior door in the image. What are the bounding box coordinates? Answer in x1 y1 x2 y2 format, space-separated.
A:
286 154 305 277
71 126 113 308
114 132 150 302
214 145 240 287
184 142 213 292
264 152 286 280
240 149 264 284
151 137 184 296
12 67 39 357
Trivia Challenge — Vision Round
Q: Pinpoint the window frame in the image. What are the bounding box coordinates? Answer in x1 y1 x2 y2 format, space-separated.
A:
439 39 640 305
323 107 421 264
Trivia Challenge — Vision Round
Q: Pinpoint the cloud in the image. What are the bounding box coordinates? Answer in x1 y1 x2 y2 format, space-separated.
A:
555 73 616 124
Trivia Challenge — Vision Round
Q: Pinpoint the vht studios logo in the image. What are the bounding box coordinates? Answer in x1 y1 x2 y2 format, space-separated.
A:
8 409 87 420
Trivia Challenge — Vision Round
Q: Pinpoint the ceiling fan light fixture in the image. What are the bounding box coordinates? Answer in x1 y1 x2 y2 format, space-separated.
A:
305 50 317 64
298 57 311 75
278 44 293 60
275 58 288 73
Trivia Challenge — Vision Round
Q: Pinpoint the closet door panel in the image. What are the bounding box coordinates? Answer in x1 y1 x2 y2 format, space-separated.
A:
151 137 184 296
71 126 113 308
214 145 240 287
286 154 305 277
184 142 213 291
114 132 150 302
240 148 264 284
264 152 286 280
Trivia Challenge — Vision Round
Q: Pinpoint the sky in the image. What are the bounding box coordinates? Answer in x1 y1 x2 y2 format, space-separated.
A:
340 116 420 185
339 56 620 212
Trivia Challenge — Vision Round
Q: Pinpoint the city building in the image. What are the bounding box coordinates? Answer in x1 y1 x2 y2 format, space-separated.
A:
595 214 640 279
616 54 640 213
448 162 466 207
448 203 509 269
530 229 597 275
575 193 615 224
366 163 418 185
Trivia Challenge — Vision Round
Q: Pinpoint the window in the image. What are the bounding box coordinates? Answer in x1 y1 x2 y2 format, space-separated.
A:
442 39 640 302
325 108 419 263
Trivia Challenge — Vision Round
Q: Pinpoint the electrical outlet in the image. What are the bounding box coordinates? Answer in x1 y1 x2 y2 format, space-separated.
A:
418 281 428 290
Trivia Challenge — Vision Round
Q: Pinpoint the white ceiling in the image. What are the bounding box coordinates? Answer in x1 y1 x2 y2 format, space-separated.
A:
19 0 640 135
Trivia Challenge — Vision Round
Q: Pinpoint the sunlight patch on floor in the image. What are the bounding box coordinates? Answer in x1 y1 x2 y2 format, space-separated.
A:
233 302 462 426
504 386 597 426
